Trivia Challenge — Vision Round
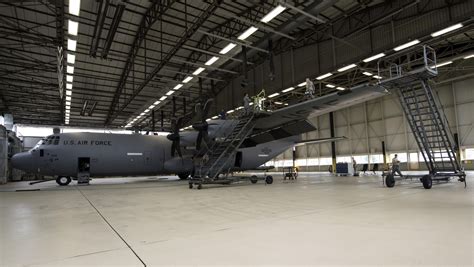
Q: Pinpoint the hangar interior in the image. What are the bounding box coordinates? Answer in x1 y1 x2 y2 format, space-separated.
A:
0 0 473 266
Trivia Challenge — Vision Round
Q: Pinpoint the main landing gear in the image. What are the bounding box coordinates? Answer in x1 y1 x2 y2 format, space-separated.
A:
56 176 71 186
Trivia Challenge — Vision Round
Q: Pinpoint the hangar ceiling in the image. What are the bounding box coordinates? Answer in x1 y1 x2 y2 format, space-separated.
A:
0 0 473 131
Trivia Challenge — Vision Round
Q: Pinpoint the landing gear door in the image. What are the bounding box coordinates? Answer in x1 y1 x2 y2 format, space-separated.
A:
77 157 90 184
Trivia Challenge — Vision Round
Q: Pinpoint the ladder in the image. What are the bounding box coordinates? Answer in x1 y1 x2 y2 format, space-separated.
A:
194 114 256 180
398 80 462 176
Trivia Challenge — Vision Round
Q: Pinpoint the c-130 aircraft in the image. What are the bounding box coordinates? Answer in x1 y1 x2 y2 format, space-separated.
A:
11 83 387 187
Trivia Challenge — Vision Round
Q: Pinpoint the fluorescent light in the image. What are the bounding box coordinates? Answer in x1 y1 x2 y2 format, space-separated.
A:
192 67 205 75
362 72 373 76
66 75 73 82
393 40 420 51
67 53 75 64
316 73 333 80
67 38 76 51
373 75 382 79
297 82 306 87
235 106 243 110
154 100 161 105
326 84 335 88
268 93 279 98
205 56 219 66
140 112 145 116
219 43 237 55
211 116 218 119
274 101 283 105
166 90 175 96
66 90 72 96
66 101 71 106
65 121 69 125
69 0 81 16
336 87 345 90
68 20 78 36
463 54 474 59
149 105 155 109
182 76 193 83
432 61 453 68
173 84 183 90
431 23 463 37
337 64 357 72
260 5 286 23
160 96 167 101
66 65 74 74
66 83 72 89
282 87 295 93
227 109 234 114
206 118 211 122
144 109 150 112
237 26 258 40
363 53 385 63
66 96 71 101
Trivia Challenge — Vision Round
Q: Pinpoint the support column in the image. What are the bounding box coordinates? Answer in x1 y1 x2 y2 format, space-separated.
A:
330 112 336 173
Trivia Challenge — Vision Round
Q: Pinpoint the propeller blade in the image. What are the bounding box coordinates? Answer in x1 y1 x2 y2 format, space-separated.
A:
176 139 182 158
171 142 176 157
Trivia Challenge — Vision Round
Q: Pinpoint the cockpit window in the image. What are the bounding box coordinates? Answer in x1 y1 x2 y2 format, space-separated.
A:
53 136 60 145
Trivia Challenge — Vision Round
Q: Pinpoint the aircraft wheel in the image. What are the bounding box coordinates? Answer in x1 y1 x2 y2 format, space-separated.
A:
385 174 395 188
178 173 190 180
250 175 258 184
265 175 273 185
197 184 202 190
56 176 71 186
189 183 193 189
421 175 432 189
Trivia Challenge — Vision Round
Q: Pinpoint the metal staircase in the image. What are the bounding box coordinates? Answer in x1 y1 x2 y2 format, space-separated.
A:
377 45 465 188
192 114 256 185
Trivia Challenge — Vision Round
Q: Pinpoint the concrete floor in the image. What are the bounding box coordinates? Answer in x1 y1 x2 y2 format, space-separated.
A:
0 172 472 266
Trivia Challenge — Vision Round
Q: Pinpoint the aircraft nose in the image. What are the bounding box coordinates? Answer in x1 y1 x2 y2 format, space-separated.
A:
11 152 32 171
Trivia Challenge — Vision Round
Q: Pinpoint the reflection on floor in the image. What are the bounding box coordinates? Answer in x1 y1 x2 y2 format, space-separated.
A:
1 172 472 266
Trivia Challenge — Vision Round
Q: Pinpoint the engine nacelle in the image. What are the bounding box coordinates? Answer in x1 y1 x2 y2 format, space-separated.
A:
164 157 193 173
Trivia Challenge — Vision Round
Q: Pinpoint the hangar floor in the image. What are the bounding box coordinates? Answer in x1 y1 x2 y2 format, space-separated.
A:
1 172 472 266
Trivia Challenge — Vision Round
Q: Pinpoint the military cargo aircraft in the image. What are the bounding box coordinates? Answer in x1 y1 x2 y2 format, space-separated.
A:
11 83 387 186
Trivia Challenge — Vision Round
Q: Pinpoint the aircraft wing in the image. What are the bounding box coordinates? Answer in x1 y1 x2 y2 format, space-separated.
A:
294 136 347 146
254 83 388 130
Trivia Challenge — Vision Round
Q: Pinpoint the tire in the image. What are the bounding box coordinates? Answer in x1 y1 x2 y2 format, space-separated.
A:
178 173 190 180
265 175 273 185
385 174 395 188
421 175 432 189
197 184 202 190
188 183 193 189
56 176 71 186
250 175 258 184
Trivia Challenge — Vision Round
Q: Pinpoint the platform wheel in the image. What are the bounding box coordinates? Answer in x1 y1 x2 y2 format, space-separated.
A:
250 175 258 184
197 184 202 190
265 175 273 185
56 176 71 186
421 175 432 189
385 174 395 188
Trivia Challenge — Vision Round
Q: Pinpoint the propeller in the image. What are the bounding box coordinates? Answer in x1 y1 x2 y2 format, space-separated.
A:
167 117 183 157
192 99 213 150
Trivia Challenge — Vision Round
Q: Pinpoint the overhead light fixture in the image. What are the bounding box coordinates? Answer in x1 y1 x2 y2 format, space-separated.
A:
160 96 167 101
268 93 279 98
144 109 150 112
66 90 72 96
66 65 74 74
432 61 453 68
166 90 175 96
65 121 69 125
393 40 420 51
316 73 333 80
66 101 71 106
219 43 237 55
149 105 155 109
154 100 161 105
336 87 345 90
237 26 258 40
66 96 71 101
227 109 234 114
274 101 283 105
282 87 295 93
67 38 77 51
362 72 373 76
373 75 382 79
67 53 75 64
463 54 474 59
431 23 463 37
205 56 219 66
66 83 73 89
69 0 81 16
66 75 73 82
140 112 146 116
363 53 385 63
68 20 78 36
326 84 335 88
261 5 286 23
182 76 193 83
192 67 205 75
297 82 306 87
173 84 183 90
337 64 357 72
211 116 218 119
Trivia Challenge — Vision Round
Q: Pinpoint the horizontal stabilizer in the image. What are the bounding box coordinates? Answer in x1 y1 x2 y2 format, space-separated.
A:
294 136 346 146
